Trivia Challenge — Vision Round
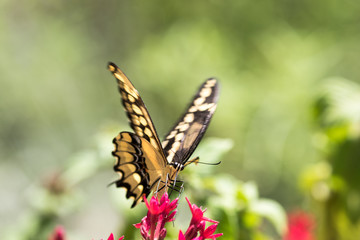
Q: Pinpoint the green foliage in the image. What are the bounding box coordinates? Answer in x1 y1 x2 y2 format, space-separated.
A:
301 78 360 240
182 138 287 240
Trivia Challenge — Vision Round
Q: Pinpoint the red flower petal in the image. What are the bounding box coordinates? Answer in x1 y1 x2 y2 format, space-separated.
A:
284 210 315 240
107 233 114 240
178 230 186 240
48 226 66 240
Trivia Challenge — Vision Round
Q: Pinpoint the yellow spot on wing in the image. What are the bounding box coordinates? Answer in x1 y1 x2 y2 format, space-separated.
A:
135 185 144 193
178 123 189 132
132 173 141 184
175 132 184 141
166 130 177 139
134 126 144 136
124 84 132 95
114 73 122 81
150 138 158 148
125 102 132 112
128 95 136 103
108 65 116 72
205 79 217 87
162 140 169 148
132 104 142 115
144 127 153 137
167 151 175 162
132 117 140 126
139 116 147 126
194 97 205 106
200 87 211 97
131 114 140 123
172 141 181 151
121 92 128 101
188 106 198 112
198 103 215 111
184 113 194 122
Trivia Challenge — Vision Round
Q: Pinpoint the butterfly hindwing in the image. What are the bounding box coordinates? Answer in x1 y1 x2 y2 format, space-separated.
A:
161 79 219 165
112 132 170 208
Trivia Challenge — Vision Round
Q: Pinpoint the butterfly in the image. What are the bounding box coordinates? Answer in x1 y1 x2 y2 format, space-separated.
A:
108 62 219 208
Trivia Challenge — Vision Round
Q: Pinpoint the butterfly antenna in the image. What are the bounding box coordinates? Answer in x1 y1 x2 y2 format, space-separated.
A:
196 160 222 166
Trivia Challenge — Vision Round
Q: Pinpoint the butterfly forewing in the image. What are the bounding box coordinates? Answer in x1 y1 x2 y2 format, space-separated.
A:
162 78 219 165
108 63 165 156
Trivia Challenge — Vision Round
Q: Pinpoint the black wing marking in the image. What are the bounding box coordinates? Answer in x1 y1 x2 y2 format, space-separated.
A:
161 78 219 165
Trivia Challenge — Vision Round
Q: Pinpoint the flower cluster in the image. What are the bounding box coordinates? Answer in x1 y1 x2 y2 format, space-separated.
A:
134 193 178 239
134 193 222 240
179 197 222 240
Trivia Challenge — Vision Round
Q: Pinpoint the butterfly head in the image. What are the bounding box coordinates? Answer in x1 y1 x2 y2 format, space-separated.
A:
170 161 185 171
170 156 200 172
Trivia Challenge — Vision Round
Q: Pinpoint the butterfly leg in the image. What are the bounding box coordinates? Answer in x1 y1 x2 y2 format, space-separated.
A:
169 169 180 196
154 173 171 198
153 178 162 198
168 179 184 197
173 181 184 199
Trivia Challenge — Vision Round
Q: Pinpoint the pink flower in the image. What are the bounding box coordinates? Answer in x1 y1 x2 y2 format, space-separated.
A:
99 233 125 240
134 193 178 240
284 210 315 240
106 233 124 240
183 197 223 240
48 226 66 240
135 193 222 240
196 223 223 240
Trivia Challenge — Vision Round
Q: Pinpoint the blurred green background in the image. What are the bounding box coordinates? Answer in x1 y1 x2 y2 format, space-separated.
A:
1 0 360 239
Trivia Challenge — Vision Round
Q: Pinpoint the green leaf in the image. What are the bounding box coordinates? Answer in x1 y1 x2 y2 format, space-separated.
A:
250 199 287 236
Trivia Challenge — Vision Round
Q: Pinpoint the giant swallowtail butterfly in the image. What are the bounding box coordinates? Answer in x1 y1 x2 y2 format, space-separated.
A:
108 62 219 208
